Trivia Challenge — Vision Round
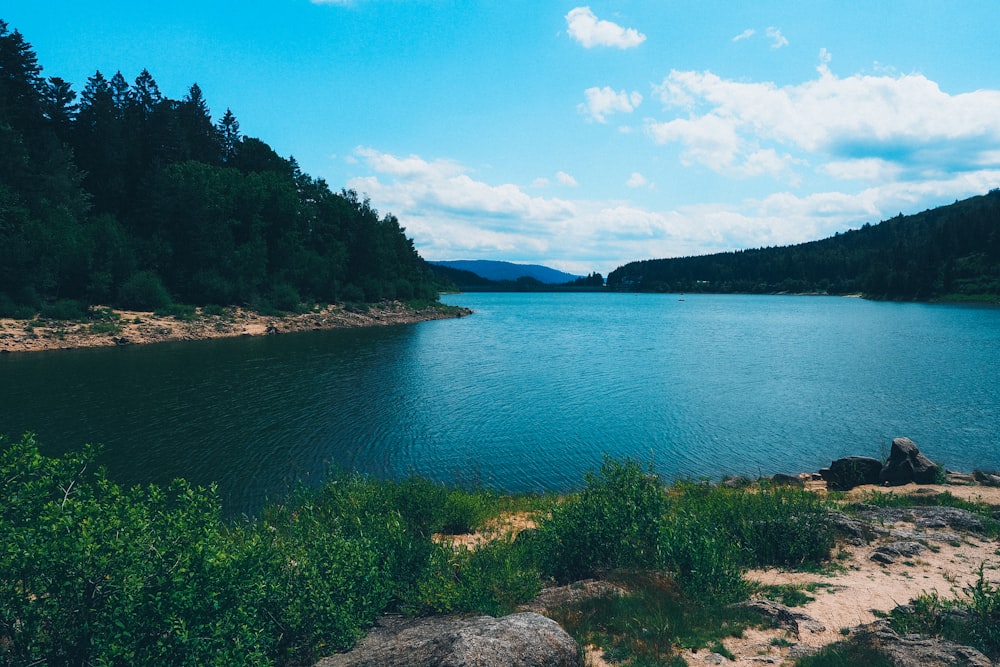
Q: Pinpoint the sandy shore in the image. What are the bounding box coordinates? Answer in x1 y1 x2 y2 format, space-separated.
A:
0 302 471 354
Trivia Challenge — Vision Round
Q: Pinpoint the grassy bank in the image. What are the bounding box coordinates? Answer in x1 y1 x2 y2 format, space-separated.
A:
3 434 997 666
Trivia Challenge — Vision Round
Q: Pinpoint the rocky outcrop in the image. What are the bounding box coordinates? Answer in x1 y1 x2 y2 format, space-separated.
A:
853 618 992 667
820 456 883 490
880 438 939 486
870 541 926 564
315 612 581 667
740 599 826 638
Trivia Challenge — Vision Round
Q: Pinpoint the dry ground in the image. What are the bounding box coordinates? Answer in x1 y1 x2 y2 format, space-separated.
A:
0 302 469 354
439 482 1000 667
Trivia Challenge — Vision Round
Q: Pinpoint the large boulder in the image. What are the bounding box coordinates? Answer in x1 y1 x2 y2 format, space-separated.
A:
315 612 581 667
879 438 939 486
820 456 883 490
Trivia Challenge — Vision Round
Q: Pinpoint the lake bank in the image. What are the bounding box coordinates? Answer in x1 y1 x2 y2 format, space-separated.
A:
0 301 472 354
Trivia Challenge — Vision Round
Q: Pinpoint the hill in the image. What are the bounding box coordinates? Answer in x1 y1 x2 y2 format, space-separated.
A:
607 190 1000 301
430 260 581 285
0 21 445 317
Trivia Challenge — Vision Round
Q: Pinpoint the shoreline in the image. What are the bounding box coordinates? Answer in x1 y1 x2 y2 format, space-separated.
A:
0 301 472 355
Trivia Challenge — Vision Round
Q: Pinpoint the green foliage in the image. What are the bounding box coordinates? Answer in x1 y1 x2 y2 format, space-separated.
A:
540 457 670 582
117 270 172 311
670 481 835 568
39 298 87 321
548 571 765 666
793 641 894 667
0 23 443 313
398 538 541 617
890 564 1000 659
155 303 198 321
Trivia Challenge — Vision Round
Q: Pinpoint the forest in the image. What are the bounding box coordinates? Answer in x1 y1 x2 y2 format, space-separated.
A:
0 21 443 318
607 190 1000 301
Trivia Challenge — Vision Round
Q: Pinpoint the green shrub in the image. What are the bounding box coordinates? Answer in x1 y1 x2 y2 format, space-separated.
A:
117 270 172 311
39 299 87 321
539 457 670 582
0 436 409 666
154 303 198 321
670 482 834 568
398 537 541 617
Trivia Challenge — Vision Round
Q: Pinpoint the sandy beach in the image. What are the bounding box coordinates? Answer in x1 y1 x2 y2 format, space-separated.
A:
0 302 471 354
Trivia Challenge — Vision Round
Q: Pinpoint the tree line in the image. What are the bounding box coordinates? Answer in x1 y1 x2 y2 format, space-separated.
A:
0 20 443 317
607 190 1000 301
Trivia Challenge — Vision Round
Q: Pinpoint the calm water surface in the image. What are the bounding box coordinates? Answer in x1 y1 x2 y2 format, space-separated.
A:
2 293 998 513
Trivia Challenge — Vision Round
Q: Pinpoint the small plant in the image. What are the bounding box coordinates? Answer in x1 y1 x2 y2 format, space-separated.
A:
794 641 894 666
708 640 735 660
155 303 198 321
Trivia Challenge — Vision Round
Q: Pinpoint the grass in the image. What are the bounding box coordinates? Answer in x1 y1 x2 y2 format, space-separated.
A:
547 571 768 666
794 641 894 666
889 564 1000 660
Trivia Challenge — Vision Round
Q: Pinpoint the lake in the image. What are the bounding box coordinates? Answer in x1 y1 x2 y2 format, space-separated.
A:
2 293 998 514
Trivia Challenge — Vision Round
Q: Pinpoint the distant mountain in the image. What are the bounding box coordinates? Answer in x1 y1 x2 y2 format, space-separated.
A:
430 260 581 284
607 189 1000 302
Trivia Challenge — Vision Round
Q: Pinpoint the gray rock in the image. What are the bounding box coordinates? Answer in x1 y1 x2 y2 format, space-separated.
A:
821 456 883 491
315 612 581 667
854 618 992 667
826 510 872 545
740 599 826 638
879 438 939 486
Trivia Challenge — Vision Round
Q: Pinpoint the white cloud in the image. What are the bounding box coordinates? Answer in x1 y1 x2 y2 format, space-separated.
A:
765 26 788 49
566 7 646 49
646 54 1000 182
626 172 650 188
579 86 643 123
343 147 1000 276
732 28 755 42
556 171 579 187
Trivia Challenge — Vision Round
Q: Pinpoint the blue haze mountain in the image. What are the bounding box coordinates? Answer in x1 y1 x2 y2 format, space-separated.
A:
430 260 582 285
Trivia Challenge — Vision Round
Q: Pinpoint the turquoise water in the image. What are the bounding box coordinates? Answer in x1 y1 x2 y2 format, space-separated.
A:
1 293 998 513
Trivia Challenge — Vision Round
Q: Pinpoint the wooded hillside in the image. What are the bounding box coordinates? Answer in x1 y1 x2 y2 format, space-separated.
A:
0 21 442 317
607 190 1000 301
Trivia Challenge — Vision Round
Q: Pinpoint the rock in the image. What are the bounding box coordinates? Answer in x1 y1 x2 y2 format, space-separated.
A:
826 510 872 545
740 600 826 638
315 612 581 667
913 507 984 532
973 470 1000 487
854 618 992 667
770 473 805 487
821 456 883 491
870 541 926 564
879 438 939 486
945 470 976 485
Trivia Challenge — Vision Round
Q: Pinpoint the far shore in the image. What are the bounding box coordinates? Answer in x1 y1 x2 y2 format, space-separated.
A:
0 301 471 355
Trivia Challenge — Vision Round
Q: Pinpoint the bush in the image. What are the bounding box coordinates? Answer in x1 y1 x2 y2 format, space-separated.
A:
154 303 198 321
0 436 409 666
539 457 669 582
39 299 87 321
398 538 541 617
117 270 172 311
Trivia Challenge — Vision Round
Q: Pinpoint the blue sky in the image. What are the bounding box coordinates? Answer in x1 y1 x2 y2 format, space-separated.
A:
7 2 1000 275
